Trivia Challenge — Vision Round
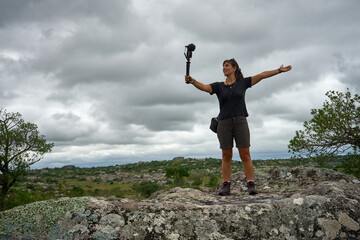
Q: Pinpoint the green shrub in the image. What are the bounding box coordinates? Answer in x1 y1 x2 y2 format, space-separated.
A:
70 186 85 197
93 178 101 183
206 174 220 188
164 162 189 185
189 172 203 186
133 181 160 197
26 183 36 190
5 189 38 210
342 154 360 178
94 188 100 195
46 178 58 184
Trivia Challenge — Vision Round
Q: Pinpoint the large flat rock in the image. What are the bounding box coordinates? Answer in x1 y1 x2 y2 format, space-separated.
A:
1 167 359 239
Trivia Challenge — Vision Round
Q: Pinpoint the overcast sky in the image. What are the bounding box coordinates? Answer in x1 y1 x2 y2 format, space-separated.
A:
1 0 359 168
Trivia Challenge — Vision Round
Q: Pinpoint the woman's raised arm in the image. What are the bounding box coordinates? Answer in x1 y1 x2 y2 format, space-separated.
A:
251 64 292 86
185 76 213 94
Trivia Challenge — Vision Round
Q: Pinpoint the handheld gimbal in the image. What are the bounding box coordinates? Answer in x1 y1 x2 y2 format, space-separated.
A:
184 43 196 82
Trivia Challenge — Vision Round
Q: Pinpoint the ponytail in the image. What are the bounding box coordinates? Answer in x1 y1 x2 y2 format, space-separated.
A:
235 67 244 81
223 58 244 81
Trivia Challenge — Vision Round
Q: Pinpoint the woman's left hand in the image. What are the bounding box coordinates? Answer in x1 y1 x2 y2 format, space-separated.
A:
279 64 292 72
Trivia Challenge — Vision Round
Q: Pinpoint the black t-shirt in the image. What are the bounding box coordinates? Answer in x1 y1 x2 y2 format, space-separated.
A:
210 77 252 120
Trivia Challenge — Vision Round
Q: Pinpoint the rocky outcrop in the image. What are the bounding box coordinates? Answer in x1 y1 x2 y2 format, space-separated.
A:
1 166 359 239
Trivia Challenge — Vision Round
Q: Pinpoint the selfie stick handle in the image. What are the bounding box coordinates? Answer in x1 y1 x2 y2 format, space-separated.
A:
186 60 191 77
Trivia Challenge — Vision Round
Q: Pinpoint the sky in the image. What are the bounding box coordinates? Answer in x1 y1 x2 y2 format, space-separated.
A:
1 0 359 169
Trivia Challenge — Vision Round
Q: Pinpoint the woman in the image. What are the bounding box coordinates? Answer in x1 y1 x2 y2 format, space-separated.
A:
185 58 292 196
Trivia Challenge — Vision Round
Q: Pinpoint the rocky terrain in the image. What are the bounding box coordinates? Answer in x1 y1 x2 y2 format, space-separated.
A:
1 166 359 239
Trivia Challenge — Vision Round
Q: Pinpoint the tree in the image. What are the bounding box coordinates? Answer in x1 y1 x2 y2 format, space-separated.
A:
288 89 360 164
0 108 54 211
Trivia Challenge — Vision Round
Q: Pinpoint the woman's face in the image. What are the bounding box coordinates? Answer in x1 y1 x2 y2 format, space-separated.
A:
223 62 236 76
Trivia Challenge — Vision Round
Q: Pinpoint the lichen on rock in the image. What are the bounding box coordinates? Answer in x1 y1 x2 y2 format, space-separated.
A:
0 196 92 239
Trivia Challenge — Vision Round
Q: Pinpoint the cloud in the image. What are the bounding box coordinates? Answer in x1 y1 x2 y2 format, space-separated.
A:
0 0 359 168
0 0 132 26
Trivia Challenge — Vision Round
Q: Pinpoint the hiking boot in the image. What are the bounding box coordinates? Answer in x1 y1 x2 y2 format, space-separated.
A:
247 181 258 195
218 181 231 196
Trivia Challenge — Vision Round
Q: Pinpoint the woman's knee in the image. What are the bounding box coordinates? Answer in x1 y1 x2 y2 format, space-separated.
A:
222 148 233 160
238 147 251 162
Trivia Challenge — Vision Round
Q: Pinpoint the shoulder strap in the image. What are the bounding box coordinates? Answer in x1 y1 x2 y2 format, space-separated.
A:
228 81 238 99
217 80 238 118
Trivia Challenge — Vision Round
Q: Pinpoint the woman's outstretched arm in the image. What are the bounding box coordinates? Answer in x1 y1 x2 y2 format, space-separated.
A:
251 64 292 86
185 76 213 94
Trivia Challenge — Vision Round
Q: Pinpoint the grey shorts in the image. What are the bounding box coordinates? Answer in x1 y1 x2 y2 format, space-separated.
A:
217 116 250 149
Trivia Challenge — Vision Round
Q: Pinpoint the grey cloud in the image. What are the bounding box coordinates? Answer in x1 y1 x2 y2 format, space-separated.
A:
29 34 163 88
0 0 132 26
46 90 78 106
130 82 212 107
52 112 80 121
0 91 18 107
1 0 154 88
171 1 273 43
124 105 197 131
99 94 200 132
0 57 29 104
41 112 98 143
333 53 360 91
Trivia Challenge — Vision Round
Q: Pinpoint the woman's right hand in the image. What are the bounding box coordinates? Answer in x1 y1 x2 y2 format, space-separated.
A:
185 75 195 84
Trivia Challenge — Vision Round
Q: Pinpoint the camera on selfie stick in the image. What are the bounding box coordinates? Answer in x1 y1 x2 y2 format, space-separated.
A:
184 43 196 82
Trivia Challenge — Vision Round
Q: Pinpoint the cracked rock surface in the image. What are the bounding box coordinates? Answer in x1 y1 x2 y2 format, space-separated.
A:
0 166 359 239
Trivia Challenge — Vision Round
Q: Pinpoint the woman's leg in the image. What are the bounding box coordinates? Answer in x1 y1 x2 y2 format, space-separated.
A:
218 148 233 195
222 148 233 181
238 147 254 181
238 147 258 195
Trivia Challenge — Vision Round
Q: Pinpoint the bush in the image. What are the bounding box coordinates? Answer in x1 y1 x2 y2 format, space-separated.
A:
342 154 360 178
94 188 100 195
26 183 36 190
189 172 203 186
164 162 189 185
93 178 101 183
46 178 58 184
70 186 85 197
5 189 38 210
133 181 160 197
206 174 220 188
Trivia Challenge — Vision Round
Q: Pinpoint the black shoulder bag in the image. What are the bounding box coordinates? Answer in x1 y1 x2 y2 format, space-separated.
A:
210 81 238 133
